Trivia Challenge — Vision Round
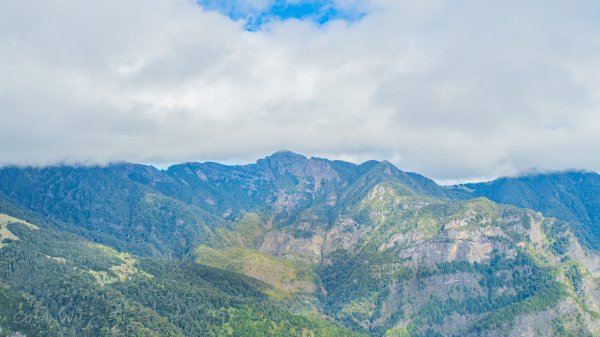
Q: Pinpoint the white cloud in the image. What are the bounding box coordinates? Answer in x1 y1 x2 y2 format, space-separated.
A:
1 0 600 181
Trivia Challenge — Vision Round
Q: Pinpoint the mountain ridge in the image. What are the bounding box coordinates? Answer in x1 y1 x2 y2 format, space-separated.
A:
462 170 600 250
1 152 600 336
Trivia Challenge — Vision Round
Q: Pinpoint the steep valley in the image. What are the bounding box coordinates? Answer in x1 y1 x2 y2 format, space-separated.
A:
0 151 599 336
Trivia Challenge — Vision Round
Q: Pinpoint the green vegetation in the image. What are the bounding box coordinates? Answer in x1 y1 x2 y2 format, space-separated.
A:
196 245 317 294
0 215 362 337
464 171 600 249
0 153 599 336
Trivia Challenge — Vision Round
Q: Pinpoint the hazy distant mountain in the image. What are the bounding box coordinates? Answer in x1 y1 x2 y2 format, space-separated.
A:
0 153 599 336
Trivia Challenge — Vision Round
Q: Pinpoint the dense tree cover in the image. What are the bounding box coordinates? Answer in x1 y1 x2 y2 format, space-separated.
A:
463 171 600 249
318 245 571 336
0 165 226 258
0 152 457 260
314 196 598 336
0 217 362 337
0 153 599 336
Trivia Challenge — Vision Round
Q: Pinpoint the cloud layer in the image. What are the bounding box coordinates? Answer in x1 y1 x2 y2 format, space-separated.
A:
2 0 600 182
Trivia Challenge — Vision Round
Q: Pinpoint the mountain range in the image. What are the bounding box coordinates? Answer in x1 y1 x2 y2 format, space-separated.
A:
0 151 599 336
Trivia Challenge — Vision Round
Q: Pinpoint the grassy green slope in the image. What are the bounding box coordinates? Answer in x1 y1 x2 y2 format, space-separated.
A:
1 155 600 337
0 208 363 337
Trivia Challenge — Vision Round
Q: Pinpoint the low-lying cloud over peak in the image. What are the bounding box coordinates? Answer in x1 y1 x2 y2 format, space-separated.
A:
1 0 600 181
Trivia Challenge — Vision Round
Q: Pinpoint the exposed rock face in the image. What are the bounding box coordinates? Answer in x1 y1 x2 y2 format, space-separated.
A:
2 153 600 337
323 218 370 257
214 175 600 335
463 170 600 250
255 151 339 185
260 227 326 263
254 184 600 336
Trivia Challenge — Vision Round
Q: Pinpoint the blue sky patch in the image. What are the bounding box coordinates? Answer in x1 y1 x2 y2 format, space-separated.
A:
197 0 366 31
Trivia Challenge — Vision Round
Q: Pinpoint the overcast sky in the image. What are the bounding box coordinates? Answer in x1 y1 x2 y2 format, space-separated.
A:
2 0 600 183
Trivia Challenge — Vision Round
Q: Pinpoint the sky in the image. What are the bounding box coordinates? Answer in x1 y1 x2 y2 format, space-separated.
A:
2 0 600 183
197 0 366 31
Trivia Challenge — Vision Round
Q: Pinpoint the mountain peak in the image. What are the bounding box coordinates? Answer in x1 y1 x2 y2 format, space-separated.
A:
368 160 402 177
255 150 309 176
260 150 308 166
269 150 306 159
254 151 343 181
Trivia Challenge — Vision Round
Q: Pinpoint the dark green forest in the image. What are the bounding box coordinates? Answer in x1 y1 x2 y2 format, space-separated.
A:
0 152 598 336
